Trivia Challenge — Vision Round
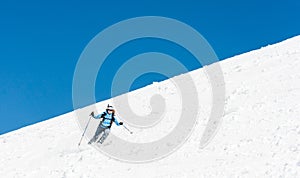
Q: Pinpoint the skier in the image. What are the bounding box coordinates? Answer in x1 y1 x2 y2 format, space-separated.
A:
88 105 123 144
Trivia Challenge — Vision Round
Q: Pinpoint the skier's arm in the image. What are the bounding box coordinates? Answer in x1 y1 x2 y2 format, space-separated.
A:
93 112 106 120
113 116 123 126
94 115 101 119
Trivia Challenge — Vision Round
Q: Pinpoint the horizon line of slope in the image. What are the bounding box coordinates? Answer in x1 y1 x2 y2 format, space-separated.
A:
1 34 300 136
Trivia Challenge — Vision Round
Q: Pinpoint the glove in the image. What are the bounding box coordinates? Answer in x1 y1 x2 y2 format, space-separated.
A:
119 122 123 125
90 112 94 117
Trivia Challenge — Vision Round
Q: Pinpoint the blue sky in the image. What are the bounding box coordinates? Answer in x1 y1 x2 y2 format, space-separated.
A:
0 0 300 134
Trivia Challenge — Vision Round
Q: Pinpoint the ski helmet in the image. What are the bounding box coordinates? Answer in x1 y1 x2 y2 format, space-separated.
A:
106 104 114 111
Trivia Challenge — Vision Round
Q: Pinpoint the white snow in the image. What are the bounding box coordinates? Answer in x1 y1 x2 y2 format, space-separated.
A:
1 36 300 177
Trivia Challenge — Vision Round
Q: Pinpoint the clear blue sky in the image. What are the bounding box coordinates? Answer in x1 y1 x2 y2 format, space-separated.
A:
0 0 299 134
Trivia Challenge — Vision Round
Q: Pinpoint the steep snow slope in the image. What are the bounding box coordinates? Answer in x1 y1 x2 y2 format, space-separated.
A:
1 36 300 177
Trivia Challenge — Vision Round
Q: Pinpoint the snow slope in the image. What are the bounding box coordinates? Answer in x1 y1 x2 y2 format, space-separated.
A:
1 36 300 177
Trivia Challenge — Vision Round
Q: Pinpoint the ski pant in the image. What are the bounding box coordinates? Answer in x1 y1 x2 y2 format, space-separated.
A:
89 126 110 143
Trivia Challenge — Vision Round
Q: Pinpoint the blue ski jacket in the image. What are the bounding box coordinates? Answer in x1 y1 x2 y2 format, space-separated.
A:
94 111 121 128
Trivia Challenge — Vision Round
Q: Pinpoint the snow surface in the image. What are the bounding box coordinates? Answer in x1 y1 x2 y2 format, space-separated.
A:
1 36 300 177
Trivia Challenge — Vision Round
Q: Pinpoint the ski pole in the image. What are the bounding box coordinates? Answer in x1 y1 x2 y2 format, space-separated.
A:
78 116 92 146
123 125 133 134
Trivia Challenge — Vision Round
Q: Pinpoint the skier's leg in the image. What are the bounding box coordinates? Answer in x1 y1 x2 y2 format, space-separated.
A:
98 128 110 144
88 126 105 144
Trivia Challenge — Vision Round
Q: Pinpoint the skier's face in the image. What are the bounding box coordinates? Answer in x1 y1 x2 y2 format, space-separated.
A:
108 109 113 114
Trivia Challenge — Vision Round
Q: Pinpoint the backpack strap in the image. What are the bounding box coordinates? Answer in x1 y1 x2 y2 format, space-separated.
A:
100 112 107 118
108 113 115 128
99 112 106 125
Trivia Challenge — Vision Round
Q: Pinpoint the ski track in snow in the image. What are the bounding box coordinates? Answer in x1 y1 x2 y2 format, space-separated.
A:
0 36 300 177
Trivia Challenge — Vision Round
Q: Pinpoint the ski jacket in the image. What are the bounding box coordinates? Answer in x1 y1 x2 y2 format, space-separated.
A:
94 111 121 128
